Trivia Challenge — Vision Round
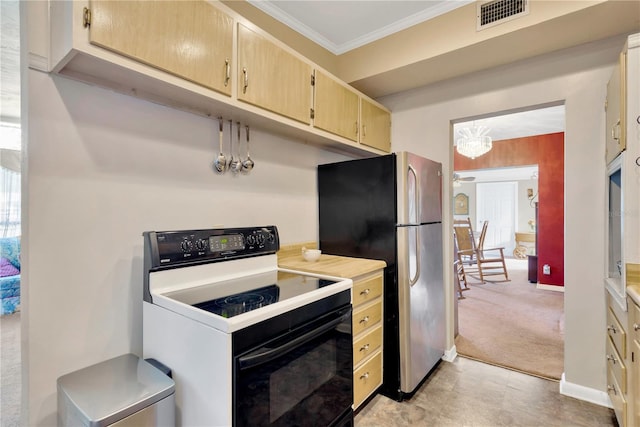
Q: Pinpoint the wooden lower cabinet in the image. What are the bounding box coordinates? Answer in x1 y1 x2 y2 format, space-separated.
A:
352 271 384 409
609 363 629 426
630 297 640 427
354 352 382 408
607 293 630 426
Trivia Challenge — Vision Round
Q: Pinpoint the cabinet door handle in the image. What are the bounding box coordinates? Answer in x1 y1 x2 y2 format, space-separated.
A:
607 384 617 395
362 124 367 137
242 67 248 94
360 288 370 296
359 316 370 324
359 372 370 381
634 323 639 332
359 343 370 352
355 121 358 135
607 324 617 334
224 59 230 87
606 354 618 364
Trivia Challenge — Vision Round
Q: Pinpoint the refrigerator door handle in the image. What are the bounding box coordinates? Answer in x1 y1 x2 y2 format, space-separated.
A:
410 226 421 286
408 164 420 223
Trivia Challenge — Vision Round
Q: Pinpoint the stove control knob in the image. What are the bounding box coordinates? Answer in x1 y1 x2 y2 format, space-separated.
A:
256 234 265 245
195 239 207 251
266 232 275 244
246 234 256 245
180 239 193 252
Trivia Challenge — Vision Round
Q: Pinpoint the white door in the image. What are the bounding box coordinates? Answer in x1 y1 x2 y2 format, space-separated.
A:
476 182 517 255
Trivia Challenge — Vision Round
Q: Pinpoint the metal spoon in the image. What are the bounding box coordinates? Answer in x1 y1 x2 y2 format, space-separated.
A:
230 121 243 173
213 116 227 173
242 125 255 172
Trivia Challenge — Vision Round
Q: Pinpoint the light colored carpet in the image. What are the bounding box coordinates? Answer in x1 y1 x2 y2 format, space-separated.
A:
455 258 564 380
1 311 21 427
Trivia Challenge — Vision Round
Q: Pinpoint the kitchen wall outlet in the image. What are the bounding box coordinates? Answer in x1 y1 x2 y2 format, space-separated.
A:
543 264 551 275
527 188 534 198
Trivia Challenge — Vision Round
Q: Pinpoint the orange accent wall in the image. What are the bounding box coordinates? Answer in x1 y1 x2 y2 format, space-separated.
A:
455 132 565 286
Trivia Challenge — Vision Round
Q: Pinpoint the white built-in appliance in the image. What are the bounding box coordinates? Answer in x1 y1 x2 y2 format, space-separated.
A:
142 226 354 427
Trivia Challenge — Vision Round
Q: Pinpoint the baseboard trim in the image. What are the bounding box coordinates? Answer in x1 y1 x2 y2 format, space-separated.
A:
442 345 457 362
559 373 612 408
537 283 565 292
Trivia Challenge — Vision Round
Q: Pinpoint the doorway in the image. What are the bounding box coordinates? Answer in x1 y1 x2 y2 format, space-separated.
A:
476 181 517 253
452 104 565 380
0 1 22 425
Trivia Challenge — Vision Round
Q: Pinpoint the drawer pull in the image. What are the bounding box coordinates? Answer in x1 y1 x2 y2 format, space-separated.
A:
360 288 370 296
359 372 370 381
359 316 370 324
634 323 639 332
606 354 618 364
359 344 370 352
607 384 617 395
607 324 618 334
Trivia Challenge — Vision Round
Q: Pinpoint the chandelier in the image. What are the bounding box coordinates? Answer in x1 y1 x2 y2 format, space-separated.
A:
456 125 493 159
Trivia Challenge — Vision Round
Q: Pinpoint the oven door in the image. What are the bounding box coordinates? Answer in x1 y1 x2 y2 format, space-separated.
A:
234 304 353 427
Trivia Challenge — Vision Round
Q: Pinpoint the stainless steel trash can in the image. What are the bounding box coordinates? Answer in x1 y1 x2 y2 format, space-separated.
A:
57 353 175 426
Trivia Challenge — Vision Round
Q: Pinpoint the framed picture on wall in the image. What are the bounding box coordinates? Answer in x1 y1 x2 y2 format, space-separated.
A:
454 193 469 215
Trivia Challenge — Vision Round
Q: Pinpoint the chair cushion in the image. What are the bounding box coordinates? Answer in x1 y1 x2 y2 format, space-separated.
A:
0 257 19 277
0 237 20 270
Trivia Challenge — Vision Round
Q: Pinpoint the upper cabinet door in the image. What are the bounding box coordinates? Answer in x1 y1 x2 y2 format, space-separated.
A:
237 23 312 124
313 70 359 142
88 0 233 96
605 51 627 164
361 99 391 152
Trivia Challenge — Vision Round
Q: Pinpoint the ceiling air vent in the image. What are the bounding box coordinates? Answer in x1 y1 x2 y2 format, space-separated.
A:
477 0 529 31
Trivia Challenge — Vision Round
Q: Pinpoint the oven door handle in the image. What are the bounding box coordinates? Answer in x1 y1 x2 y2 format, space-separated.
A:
237 310 350 370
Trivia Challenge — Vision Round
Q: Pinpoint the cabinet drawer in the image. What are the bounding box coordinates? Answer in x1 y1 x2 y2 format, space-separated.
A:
353 275 383 307
607 306 627 357
353 325 382 367
354 351 382 409
630 299 640 343
353 301 382 336
607 364 628 427
606 336 627 394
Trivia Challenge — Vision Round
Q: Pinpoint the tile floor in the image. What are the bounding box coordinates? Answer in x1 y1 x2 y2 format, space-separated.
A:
354 357 616 427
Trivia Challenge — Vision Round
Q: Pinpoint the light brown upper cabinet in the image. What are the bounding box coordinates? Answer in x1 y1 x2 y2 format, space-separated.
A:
313 70 359 142
87 0 234 96
361 99 392 152
605 50 627 164
51 1 389 156
237 23 312 124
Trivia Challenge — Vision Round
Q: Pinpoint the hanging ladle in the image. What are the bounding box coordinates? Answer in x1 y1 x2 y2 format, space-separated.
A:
242 125 255 172
213 116 227 173
229 121 243 173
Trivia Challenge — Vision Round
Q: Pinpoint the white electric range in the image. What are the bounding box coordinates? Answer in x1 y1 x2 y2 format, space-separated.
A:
142 226 355 427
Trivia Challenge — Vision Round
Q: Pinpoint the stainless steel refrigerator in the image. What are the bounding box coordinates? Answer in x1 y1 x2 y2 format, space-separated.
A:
318 151 444 401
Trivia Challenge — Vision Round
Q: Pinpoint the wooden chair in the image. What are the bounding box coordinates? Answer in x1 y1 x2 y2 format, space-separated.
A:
453 218 477 266
454 220 480 289
473 221 510 283
453 238 470 298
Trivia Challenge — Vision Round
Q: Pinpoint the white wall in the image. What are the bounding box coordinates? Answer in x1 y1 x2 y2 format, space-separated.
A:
23 69 349 425
380 35 627 397
518 179 538 234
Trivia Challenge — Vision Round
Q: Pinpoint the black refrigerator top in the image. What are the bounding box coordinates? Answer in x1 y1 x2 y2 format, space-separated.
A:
318 154 397 266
